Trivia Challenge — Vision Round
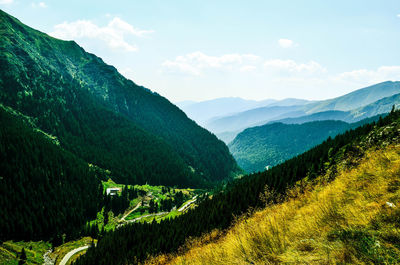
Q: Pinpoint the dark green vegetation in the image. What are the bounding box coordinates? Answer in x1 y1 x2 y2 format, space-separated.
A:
0 10 240 188
229 115 384 172
75 107 400 264
0 105 103 243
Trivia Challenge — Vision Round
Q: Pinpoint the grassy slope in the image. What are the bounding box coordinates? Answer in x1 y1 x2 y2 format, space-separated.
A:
0 241 50 265
150 143 400 264
0 237 96 265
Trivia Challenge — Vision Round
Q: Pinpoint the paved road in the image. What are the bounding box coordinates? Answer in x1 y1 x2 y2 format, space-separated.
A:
125 211 168 223
59 245 89 265
178 195 198 212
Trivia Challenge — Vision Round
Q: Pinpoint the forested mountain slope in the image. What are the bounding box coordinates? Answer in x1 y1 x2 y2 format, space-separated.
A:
229 115 385 172
75 105 400 265
229 120 351 173
0 105 103 243
0 10 239 187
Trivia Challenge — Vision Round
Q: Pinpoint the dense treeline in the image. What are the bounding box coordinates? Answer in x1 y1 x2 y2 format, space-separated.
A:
75 108 400 265
0 106 103 243
0 10 240 187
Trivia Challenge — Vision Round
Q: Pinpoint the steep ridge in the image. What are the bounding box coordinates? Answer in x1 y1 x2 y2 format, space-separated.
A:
74 105 400 265
0 10 240 187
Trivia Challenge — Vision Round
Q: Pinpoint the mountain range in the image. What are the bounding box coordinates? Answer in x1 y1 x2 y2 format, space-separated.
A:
177 97 312 125
188 81 400 143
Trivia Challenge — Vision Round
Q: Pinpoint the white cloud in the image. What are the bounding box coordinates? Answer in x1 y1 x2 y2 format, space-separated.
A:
337 66 400 84
50 17 153 52
0 0 13 4
278 38 296 48
240 65 257 72
397 14 400 18
264 59 326 75
162 52 260 75
31 2 47 8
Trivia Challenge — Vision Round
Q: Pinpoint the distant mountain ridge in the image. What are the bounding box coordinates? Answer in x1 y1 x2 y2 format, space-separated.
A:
304 81 400 113
201 81 399 142
177 97 311 125
273 93 400 125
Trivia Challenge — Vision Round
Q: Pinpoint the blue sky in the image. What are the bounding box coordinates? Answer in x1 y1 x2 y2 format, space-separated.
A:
1 0 400 102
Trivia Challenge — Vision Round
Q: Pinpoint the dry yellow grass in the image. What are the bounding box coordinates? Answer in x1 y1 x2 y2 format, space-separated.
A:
148 143 400 264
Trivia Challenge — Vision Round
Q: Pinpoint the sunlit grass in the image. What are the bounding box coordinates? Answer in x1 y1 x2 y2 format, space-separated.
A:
149 144 400 264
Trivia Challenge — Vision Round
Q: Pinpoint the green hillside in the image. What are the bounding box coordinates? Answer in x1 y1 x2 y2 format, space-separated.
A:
229 115 384 173
0 10 240 187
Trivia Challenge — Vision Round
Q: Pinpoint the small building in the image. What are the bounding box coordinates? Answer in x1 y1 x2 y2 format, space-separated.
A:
106 187 121 196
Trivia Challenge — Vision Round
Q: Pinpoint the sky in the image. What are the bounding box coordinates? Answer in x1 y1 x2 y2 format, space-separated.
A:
1 0 400 102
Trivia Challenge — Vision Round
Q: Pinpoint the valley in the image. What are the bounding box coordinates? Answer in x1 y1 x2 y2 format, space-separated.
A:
1 4 399 265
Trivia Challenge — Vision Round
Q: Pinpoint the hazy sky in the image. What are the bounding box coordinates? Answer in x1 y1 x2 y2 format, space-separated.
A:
2 0 400 102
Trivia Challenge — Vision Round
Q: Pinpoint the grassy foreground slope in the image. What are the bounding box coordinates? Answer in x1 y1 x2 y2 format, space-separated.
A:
153 126 400 264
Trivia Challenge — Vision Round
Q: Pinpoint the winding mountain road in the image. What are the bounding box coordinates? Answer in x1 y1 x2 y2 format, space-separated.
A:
178 195 198 212
59 245 89 265
125 211 168 223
